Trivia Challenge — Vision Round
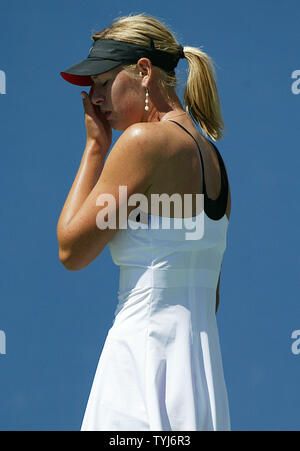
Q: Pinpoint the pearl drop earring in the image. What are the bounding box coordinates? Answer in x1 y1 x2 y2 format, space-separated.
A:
145 88 149 111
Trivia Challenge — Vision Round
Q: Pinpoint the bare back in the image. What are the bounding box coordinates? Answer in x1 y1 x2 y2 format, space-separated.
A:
143 116 231 221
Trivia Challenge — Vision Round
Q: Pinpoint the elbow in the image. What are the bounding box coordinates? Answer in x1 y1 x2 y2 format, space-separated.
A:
58 247 85 271
57 228 85 271
59 258 82 272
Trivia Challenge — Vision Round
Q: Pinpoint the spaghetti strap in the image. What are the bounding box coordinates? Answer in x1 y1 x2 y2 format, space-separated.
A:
167 120 228 221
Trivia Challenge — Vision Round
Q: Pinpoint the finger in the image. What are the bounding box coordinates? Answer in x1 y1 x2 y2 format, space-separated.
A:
81 91 89 103
81 91 95 115
86 86 104 115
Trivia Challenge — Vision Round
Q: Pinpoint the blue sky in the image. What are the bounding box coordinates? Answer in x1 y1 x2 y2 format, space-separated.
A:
0 0 299 430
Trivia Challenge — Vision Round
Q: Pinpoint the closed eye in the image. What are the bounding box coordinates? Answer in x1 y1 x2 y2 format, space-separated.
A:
91 76 109 86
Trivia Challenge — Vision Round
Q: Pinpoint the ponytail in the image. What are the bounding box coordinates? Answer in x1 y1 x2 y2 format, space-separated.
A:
183 46 226 142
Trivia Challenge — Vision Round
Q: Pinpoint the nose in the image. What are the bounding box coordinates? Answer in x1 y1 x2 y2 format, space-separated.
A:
89 85 105 107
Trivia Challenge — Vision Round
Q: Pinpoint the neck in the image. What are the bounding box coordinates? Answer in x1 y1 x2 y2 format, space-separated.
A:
144 85 185 123
160 111 187 122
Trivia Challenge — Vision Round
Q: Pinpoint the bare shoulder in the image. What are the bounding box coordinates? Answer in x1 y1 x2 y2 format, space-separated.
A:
114 121 168 162
99 122 168 198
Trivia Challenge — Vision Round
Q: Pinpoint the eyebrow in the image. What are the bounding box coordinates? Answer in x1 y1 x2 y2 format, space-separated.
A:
91 74 108 83
91 75 101 81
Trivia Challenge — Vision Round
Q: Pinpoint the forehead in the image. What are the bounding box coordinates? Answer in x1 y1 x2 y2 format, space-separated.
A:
90 66 123 82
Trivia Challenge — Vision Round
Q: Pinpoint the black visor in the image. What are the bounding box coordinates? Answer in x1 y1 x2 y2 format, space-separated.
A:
60 38 184 86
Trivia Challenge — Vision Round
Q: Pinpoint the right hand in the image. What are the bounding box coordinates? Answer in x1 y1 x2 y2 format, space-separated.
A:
81 86 112 153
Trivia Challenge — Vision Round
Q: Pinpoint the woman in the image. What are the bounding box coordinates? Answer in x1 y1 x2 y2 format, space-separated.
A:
57 13 232 431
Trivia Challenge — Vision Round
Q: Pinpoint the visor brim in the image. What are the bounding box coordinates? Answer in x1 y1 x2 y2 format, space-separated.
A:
60 58 124 86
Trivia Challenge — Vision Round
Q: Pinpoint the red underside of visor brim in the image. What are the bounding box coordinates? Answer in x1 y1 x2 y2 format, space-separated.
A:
60 72 92 86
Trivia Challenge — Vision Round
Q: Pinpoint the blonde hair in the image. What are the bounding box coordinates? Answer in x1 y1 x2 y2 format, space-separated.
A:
92 13 225 141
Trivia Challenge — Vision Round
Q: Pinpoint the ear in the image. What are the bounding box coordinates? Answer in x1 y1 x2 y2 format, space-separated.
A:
137 58 152 85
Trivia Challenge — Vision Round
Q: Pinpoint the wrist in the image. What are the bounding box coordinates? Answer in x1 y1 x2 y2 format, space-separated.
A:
85 139 108 156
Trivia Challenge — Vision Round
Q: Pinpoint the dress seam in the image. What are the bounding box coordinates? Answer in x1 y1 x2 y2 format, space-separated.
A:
144 216 155 427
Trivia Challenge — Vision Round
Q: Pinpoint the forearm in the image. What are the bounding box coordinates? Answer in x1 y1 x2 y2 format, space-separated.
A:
57 140 106 243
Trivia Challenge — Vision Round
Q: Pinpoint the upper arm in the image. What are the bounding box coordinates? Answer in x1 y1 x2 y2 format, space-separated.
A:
59 124 163 270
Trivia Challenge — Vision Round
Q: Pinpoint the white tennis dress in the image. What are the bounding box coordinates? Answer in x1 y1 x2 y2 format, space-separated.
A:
81 121 231 431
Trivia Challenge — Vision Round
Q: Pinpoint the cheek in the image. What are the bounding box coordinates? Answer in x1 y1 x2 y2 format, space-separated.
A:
111 82 141 114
